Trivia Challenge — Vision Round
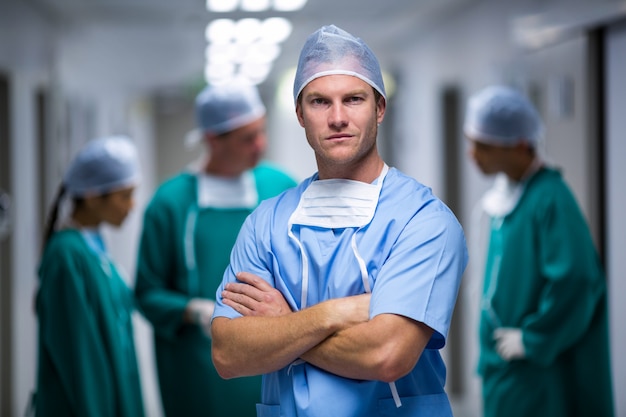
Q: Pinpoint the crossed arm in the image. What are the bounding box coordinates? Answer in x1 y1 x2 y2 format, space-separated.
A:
211 272 433 382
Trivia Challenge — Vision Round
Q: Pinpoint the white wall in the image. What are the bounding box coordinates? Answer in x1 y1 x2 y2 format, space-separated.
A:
9 70 41 417
0 3 53 415
606 19 626 417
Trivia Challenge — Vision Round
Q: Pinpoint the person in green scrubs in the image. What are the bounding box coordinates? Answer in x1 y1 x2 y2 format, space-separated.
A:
35 136 145 417
134 81 297 417
464 85 614 417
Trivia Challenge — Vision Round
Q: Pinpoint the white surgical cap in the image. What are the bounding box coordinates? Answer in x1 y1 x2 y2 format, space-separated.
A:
293 24 386 104
464 85 544 147
195 81 266 135
64 135 140 197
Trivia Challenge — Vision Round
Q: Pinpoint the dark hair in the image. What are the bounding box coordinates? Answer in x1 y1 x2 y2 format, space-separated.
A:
373 89 384 106
42 184 66 250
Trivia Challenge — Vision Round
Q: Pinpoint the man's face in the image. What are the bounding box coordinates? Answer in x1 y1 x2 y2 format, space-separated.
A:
296 74 385 177
466 137 517 175
212 117 267 175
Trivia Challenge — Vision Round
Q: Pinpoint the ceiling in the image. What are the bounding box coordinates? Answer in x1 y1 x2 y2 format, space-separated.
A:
24 0 478 98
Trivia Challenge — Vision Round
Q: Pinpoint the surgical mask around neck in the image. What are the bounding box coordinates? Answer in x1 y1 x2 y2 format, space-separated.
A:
287 164 388 308
481 173 523 218
289 164 389 229
197 171 257 209
481 157 542 218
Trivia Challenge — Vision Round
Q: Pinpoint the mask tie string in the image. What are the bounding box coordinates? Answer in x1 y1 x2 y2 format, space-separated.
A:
184 207 199 295
352 227 401 408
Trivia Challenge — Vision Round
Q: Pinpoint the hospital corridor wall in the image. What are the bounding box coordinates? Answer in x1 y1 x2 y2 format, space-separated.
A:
2 1 626 416
605 19 626 417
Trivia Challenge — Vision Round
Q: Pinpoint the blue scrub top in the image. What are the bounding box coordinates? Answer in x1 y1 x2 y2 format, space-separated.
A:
215 167 468 417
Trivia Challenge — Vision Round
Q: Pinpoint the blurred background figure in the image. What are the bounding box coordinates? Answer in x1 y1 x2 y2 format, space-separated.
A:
35 136 144 417
464 85 614 417
134 81 297 417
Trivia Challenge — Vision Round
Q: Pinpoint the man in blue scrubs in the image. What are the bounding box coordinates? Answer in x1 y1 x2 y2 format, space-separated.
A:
211 25 468 417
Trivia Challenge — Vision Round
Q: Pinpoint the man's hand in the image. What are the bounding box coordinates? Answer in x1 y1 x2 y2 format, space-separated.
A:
185 298 216 337
222 272 292 317
493 327 525 361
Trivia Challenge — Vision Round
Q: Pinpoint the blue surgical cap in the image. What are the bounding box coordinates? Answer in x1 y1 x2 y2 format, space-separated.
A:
464 85 544 147
293 25 386 104
63 135 140 197
195 81 266 135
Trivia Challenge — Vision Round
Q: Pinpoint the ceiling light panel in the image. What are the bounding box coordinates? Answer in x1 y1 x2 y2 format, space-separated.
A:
206 0 307 12
203 0 302 85
204 16 293 85
273 0 307 12
241 0 271 12
206 0 239 12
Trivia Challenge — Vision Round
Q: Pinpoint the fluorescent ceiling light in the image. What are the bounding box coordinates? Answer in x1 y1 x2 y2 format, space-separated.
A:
205 19 236 43
205 62 236 80
241 61 272 82
247 43 281 63
207 0 307 12
205 60 271 86
273 0 307 12
241 0 271 12
205 44 235 64
260 17 292 43
206 0 238 12
204 16 294 86
235 18 263 44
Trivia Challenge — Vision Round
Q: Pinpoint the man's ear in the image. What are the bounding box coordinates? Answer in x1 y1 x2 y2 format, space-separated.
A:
376 96 386 124
295 103 305 128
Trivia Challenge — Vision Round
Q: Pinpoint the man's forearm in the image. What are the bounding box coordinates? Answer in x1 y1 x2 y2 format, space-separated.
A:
301 314 433 383
212 296 368 378
300 320 377 379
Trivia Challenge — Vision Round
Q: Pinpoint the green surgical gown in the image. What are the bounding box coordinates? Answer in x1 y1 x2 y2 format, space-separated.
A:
135 162 296 417
36 229 145 417
478 168 614 417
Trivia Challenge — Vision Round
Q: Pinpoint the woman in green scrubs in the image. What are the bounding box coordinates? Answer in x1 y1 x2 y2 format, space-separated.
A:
35 136 145 417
